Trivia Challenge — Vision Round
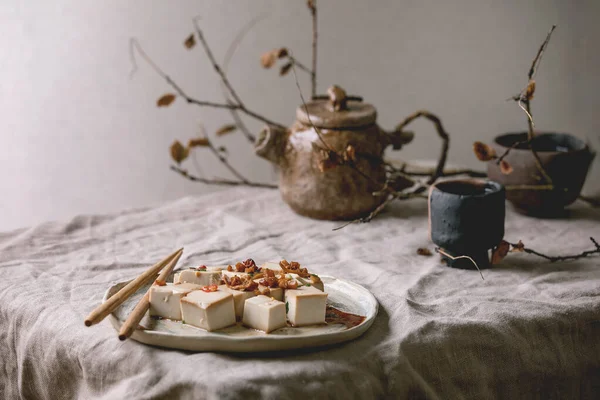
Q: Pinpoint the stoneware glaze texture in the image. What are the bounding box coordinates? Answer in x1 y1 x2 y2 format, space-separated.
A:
488 132 594 216
255 87 411 220
429 179 505 268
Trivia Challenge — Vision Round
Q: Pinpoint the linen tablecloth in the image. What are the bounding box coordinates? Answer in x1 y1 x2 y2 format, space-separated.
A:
1 187 599 399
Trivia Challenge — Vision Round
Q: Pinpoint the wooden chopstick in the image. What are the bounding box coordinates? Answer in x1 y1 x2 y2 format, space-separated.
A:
84 248 183 327
118 250 183 340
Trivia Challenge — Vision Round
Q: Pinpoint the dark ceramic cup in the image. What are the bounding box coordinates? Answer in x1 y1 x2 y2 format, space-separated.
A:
429 179 505 269
487 132 595 216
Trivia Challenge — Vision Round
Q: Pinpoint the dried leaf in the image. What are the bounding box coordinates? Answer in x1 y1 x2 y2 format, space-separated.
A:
277 48 289 58
500 160 514 175
417 248 433 256
215 124 237 136
344 144 356 162
157 94 176 107
473 141 496 161
525 80 536 101
491 240 510 264
318 159 338 172
307 0 316 12
260 51 277 69
511 240 525 252
279 62 292 76
184 33 196 49
170 140 189 164
188 137 210 148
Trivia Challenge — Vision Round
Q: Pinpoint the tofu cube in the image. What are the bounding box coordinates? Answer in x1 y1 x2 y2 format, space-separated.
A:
302 276 324 292
255 284 283 301
219 285 256 318
174 266 223 286
284 285 328 326
260 262 284 273
221 269 252 281
149 283 201 320
180 289 236 331
242 295 286 333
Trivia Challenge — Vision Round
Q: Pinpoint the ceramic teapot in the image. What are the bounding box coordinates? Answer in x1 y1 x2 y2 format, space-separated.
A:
255 85 414 220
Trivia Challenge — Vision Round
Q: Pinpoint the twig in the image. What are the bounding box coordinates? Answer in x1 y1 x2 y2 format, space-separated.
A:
170 165 277 189
288 56 311 74
385 162 486 178
290 56 333 152
309 0 318 98
130 38 286 130
504 184 555 191
496 138 528 164
507 26 556 184
395 111 450 185
193 18 245 108
578 195 600 207
435 248 484 280
206 140 249 184
507 237 600 262
222 14 268 143
527 25 557 82
332 190 428 230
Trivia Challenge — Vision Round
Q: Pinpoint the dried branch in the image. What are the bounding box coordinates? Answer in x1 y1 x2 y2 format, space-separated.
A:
395 111 450 185
170 165 277 189
578 195 600 207
222 14 269 143
308 0 318 98
503 25 556 184
507 237 600 263
331 191 427 231
130 38 286 130
192 18 244 108
435 248 484 280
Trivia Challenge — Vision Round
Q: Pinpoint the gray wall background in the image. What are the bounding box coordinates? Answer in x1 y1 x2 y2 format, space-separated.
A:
2 0 599 230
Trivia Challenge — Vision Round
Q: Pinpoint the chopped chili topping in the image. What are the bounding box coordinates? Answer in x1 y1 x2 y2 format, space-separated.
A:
201 284 218 293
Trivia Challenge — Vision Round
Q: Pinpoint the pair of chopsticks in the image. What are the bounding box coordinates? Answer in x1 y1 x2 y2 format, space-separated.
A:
84 248 184 340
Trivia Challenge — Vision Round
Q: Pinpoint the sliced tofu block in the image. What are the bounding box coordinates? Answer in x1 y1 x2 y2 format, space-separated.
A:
180 289 236 331
259 262 284 273
219 285 256 318
149 283 201 320
255 284 283 301
221 269 252 281
175 266 224 286
284 285 328 327
286 274 325 292
242 295 286 333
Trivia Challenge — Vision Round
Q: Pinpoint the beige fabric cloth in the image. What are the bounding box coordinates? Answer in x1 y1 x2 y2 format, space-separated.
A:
1 187 599 399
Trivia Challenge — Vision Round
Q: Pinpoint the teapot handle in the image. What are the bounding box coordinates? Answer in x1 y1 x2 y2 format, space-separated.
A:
386 110 450 185
384 129 415 150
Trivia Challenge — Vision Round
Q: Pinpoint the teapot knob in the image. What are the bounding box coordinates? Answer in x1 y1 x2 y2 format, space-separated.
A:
327 85 348 112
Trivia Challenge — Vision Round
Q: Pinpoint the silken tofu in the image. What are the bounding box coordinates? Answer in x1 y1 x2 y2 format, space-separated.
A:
180 289 236 331
284 285 328 326
149 283 201 320
219 285 256 318
242 295 286 333
259 262 284 273
174 266 224 286
255 283 283 301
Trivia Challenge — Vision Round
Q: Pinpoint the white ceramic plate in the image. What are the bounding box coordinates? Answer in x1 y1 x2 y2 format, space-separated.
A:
105 275 378 353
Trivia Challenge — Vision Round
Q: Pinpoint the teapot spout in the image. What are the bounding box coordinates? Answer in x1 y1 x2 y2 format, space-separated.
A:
255 125 288 166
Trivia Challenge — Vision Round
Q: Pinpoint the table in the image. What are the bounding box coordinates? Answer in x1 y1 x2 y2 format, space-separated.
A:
1 187 599 399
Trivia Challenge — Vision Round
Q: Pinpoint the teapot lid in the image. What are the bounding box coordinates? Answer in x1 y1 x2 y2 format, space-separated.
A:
296 85 377 129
